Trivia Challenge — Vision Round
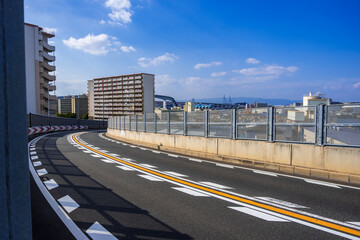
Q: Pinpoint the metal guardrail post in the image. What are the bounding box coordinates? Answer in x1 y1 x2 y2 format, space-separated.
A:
183 111 187 136
135 115 138 132
204 110 209 137
267 107 275 142
167 112 171 135
129 116 131 131
232 109 237 139
144 114 147 132
154 114 157 133
323 106 328 145
0 1 33 238
316 104 325 145
123 115 125 130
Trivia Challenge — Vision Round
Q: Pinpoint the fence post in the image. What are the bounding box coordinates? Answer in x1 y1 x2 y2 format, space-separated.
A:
144 114 147 132
123 116 125 130
129 116 131 131
154 114 157 133
232 109 237 139
204 110 209 137
183 111 187 136
323 105 328 145
316 104 325 145
167 111 171 135
267 107 275 142
135 115 138 132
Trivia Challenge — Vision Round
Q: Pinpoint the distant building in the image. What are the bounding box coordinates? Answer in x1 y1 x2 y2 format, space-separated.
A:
89 73 155 119
25 23 56 116
58 94 88 118
184 101 195 112
303 92 330 106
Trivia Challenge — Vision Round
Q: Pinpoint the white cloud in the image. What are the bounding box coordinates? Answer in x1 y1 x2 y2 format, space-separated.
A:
211 72 226 77
233 65 298 81
246 58 260 64
194 61 222 70
63 33 136 55
155 74 178 87
99 19 106 24
105 0 133 25
353 82 360 88
120 45 136 52
43 28 57 35
138 53 178 67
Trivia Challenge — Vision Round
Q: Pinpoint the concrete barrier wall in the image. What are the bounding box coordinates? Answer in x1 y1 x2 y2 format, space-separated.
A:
107 129 360 182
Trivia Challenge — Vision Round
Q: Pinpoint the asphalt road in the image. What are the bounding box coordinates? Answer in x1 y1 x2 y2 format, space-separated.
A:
29 131 360 239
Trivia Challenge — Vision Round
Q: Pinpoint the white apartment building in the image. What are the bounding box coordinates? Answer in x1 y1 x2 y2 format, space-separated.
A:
88 73 155 119
24 23 56 116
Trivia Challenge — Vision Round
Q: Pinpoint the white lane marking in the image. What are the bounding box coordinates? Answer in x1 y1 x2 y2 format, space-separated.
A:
121 158 133 162
33 161 42 167
31 155 39 160
83 150 92 153
163 171 188 177
200 182 233 189
122 143 128 146
172 187 210 197
140 147 148 150
29 135 88 240
44 179 59 190
58 195 80 213
253 170 278 177
255 197 308 209
30 151 37 155
30 147 36 151
101 159 115 163
216 163 234 169
305 179 341 189
152 150 161 154
93 147 100 150
37 168 48 176
130 145 137 148
167 154 179 158
86 221 117 240
77 147 86 150
229 207 289 222
117 166 135 171
98 150 108 153
188 158 202 162
348 222 360 227
139 164 157 168
138 174 163 181
91 154 102 158
108 153 120 157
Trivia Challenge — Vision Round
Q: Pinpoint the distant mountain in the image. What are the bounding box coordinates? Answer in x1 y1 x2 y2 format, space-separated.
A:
180 97 301 106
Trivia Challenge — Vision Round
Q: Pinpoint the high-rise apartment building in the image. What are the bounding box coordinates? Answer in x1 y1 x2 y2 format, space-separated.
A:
24 23 56 116
88 73 155 119
88 80 95 119
58 94 88 118
57 96 72 114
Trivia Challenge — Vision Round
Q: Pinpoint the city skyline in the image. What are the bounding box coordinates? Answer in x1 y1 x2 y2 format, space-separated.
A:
24 0 360 102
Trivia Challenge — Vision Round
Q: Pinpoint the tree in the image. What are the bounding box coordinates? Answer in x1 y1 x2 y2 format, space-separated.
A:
81 113 89 119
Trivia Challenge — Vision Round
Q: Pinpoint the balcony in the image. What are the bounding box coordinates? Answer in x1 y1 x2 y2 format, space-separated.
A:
41 61 56 72
49 95 57 101
42 51 55 62
41 40 55 52
48 85 56 91
41 71 56 81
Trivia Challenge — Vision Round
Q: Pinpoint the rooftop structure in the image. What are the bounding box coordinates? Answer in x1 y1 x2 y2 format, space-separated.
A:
303 91 330 106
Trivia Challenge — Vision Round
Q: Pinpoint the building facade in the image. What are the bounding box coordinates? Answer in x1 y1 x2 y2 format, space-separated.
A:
88 80 95 119
57 96 72 114
58 94 88 118
89 73 155 119
24 23 56 116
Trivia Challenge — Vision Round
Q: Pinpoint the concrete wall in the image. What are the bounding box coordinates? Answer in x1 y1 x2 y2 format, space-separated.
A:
107 129 360 180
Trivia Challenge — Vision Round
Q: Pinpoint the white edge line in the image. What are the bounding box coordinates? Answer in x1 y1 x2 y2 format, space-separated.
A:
28 134 89 240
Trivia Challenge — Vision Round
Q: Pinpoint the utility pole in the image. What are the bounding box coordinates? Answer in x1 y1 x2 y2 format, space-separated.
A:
0 0 33 239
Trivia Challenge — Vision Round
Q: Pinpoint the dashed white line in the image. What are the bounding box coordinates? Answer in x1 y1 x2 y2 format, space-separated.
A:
138 174 163 181
152 150 161 154
86 221 117 240
200 182 233 189
139 164 157 168
163 171 188 177
121 158 133 162
255 197 308 209
172 187 210 197
43 179 59 190
31 156 39 160
108 154 120 157
305 179 341 189
167 154 179 158
139 147 148 150
188 158 202 162
130 145 137 148
116 166 135 171
37 168 48 176
30 151 37 155
229 207 289 222
83 150 92 153
33 161 42 167
101 159 115 163
90 154 102 158
216 163 234 169
253 170 278 177
58 195 80 214
30 147 36 151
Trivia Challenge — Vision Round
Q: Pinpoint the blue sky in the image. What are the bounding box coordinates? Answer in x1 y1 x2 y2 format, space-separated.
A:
24 0 360 102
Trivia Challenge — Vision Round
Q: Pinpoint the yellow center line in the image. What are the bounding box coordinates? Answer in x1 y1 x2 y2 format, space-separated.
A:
73 133 360 237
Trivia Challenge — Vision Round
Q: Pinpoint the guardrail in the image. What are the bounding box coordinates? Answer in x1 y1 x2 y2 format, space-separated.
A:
27 113 107 136
108 104 360 147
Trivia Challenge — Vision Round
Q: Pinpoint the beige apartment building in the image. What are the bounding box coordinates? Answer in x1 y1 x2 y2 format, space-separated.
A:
25 23 56 116
88 73 155 119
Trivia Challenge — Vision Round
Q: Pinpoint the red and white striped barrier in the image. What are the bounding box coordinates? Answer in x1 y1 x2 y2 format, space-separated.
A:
27 125 88 136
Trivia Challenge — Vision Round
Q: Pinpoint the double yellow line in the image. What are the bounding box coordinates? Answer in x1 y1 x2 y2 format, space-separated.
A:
73 133 360 238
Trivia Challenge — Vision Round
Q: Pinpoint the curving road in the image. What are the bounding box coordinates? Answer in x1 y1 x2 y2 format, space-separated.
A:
29 131 360 239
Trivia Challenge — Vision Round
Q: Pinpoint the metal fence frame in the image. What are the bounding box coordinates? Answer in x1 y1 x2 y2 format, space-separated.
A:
108 104 360 147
